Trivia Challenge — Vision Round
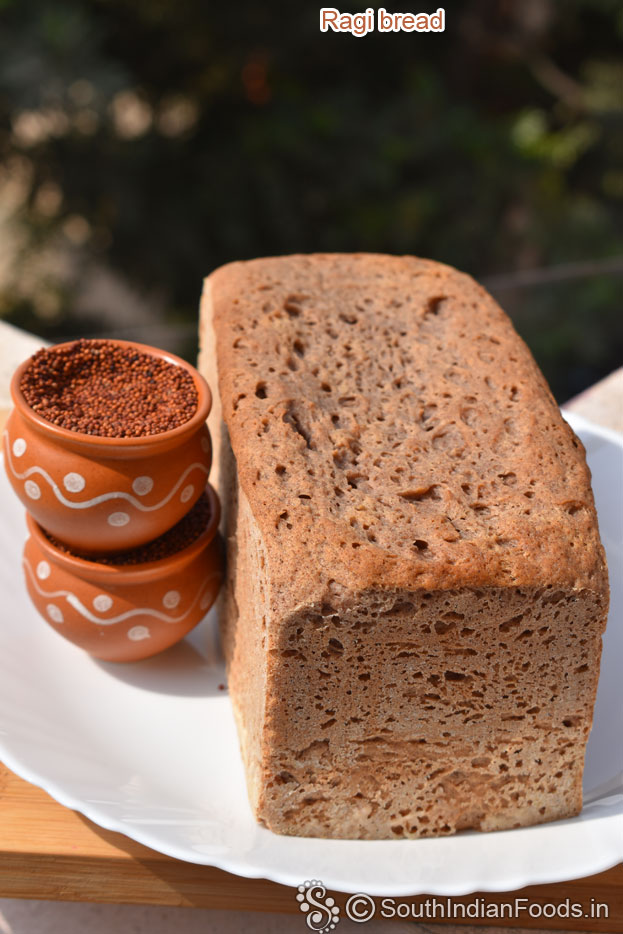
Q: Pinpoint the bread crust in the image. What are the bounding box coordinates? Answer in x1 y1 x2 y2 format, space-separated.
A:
199 253 609 839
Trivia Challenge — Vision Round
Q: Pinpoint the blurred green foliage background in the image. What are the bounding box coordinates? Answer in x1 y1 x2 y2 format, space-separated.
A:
0 0 621 400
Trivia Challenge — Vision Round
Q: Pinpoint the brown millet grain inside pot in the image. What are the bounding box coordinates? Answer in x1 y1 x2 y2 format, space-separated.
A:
20 339 198 437
46 492 212 565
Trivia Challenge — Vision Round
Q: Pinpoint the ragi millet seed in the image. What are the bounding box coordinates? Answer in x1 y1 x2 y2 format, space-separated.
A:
46 492 213 565
20 339 198 437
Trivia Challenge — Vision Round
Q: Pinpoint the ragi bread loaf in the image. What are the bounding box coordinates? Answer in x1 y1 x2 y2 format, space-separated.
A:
199 253 609 839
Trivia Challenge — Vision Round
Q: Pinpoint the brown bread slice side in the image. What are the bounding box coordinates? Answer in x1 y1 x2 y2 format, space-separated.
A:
199 253 609 839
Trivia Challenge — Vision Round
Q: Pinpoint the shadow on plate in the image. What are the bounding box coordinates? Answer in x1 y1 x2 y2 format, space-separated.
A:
92 613 228 698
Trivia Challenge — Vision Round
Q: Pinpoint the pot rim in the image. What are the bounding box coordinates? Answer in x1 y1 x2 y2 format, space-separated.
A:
26 481 222 583
11 338 212 454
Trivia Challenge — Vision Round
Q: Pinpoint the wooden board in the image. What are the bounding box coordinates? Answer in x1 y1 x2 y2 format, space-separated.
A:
1 339 621 927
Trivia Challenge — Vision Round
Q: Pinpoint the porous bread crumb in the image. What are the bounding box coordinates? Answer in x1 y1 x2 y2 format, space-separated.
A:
199 253 609 839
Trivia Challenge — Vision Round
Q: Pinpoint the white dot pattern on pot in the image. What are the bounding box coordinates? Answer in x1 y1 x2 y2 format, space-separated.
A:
128 626 150 641
63 472 86 493
107 511 130 527
47 603 64 623
132 476 154 496
93 594 113 612
163 590 180 609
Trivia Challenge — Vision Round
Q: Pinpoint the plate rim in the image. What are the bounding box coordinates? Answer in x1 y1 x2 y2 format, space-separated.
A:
1 731 622 897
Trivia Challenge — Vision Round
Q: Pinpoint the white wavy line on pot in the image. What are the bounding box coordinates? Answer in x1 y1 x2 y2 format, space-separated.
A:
4 433 208 512
23 557 213 626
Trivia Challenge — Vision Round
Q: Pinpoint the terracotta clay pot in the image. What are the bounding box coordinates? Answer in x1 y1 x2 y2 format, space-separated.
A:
22 483 223 663
4 339 212 553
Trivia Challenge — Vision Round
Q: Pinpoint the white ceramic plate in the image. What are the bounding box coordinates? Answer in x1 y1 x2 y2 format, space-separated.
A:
0 411 621 897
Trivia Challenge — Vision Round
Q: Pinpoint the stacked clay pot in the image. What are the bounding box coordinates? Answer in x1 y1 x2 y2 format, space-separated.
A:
4 339 223 662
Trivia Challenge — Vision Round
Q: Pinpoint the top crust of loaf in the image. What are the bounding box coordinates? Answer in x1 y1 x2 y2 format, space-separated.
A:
201 253 607 614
